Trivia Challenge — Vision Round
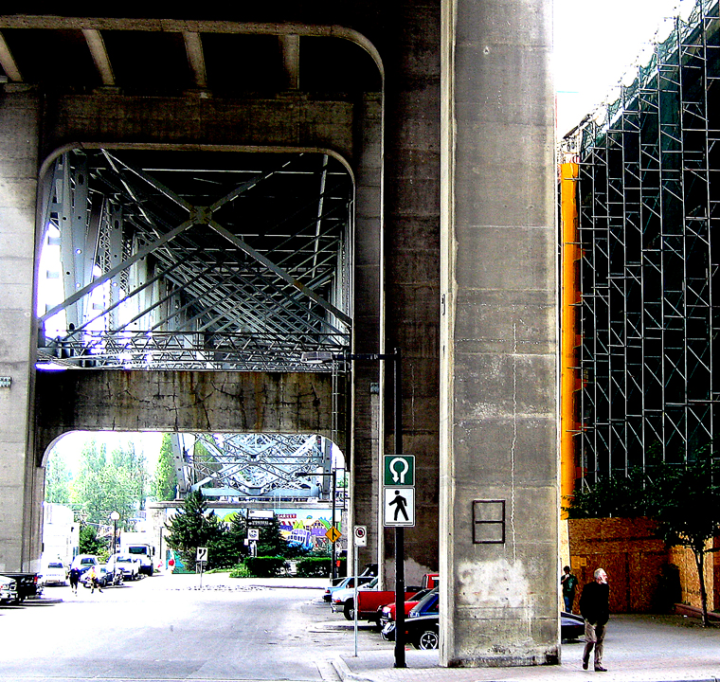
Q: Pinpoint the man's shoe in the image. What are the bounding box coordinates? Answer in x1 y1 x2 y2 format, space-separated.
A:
582 661 588 670
595 665 607 672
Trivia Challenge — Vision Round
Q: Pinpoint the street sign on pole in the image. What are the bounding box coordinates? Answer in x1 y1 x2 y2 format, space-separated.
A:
384 455 415 486
383 488 415 527
248 528 260 541
248 510 274 527
326 526 342 543
196 547 209 588
354 525 367 546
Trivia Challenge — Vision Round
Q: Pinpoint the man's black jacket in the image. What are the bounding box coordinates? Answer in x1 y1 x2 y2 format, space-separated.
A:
579 581 609 625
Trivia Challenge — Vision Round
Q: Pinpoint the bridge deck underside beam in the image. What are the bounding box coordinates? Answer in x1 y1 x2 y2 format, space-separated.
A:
35 369 343 463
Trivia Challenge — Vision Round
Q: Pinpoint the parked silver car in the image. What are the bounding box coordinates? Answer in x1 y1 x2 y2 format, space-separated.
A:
0 575 18 604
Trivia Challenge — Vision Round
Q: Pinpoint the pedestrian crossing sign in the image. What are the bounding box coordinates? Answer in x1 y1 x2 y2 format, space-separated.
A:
383 487 415 527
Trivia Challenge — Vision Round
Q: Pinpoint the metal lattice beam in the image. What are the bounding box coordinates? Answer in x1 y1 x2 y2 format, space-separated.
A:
37 148 352 371
185 433 331 499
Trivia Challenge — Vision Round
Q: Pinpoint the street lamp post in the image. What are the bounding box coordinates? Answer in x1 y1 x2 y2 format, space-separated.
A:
110 511 120 555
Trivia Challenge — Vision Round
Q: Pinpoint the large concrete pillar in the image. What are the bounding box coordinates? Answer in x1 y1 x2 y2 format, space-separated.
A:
351 93 385 570
439 0 558 667
381 0 442 588
0 86 41 573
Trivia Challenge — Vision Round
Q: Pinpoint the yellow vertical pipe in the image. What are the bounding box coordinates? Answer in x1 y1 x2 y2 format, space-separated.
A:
560 162 580 518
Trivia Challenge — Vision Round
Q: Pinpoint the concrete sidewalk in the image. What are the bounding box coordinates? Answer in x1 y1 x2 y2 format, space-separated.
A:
154 575 720 682
330 614 720 682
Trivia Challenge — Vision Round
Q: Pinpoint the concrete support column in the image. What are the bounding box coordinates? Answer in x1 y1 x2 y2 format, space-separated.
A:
350 93 384 571
439 0 558 667
381 1 442 588
0 86 41 572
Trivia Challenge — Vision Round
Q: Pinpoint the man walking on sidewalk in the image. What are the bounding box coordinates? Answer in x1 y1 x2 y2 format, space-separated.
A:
580 568 610 672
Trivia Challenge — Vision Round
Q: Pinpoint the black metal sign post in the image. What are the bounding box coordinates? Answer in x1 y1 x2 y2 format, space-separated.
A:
300 347 406 667
392 347 406 669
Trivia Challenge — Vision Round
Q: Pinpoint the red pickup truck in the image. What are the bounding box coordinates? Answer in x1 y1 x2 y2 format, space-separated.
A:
332 573 438 625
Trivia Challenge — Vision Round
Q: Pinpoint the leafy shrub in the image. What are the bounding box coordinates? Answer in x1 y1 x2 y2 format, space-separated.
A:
242 556 288 577
564 467 649 518
228 563 253 578
294 556 347 577
295 557 332 577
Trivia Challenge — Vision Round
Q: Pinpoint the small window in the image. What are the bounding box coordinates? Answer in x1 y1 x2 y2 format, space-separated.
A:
472 500 506 544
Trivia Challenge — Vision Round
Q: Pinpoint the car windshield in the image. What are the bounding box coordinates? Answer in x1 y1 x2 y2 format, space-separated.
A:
80 558 95 565
413 588 438 611
116 557 132 563
47 562 63 569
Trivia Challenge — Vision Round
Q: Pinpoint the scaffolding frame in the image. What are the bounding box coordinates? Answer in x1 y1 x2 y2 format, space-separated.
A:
566 0 720 484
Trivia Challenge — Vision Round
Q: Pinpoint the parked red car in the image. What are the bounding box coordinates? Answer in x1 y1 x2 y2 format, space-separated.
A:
377 587 434 627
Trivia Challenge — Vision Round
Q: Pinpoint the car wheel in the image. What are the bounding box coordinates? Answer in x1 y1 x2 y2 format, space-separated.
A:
414 627 439 650
343 599 355 620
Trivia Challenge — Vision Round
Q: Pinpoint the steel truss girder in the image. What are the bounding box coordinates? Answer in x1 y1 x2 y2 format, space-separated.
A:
185 433 332 499
87 161 347 336
37 149 352 371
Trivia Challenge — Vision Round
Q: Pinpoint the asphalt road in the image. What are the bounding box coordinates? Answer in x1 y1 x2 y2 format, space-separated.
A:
0 573 386 682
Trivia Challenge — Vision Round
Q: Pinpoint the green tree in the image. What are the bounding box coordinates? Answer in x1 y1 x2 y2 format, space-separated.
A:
209 513 247 568
565 450 720 626
71 439 148 527
45 452 72 505
257 515 288 557
79 524 106 555
152 434 177 501
564 467 649 519
164 490 229 570
644 451 720 626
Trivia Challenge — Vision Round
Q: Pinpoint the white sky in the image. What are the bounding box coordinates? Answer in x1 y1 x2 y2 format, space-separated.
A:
49 431 164 477
555 0 695 136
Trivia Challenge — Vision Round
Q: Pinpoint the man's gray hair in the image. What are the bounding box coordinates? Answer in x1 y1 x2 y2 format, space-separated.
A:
594 568 606 579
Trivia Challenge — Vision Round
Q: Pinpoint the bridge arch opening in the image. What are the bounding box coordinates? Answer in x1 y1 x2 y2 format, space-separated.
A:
3 14 386 588
43 430 348 576
36 147 354 371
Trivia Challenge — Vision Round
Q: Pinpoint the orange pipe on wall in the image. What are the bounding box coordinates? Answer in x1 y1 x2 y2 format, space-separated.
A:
560 162 580 517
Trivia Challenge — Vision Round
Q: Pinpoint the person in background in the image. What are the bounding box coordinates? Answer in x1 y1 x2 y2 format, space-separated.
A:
68 566 80 595
88 565 103 594
580 568 610 672
561 565 578 612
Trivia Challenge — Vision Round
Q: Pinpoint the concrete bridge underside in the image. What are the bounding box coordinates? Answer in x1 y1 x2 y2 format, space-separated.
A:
0 2 558 667
34 370 341 460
